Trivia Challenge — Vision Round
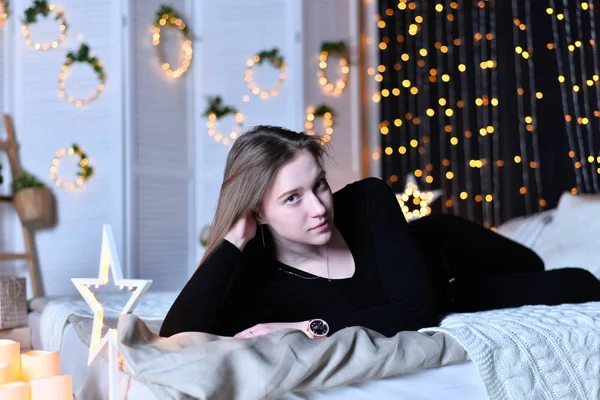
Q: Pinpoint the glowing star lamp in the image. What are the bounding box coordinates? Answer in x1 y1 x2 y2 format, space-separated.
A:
71 224 152 400
396 174 442 222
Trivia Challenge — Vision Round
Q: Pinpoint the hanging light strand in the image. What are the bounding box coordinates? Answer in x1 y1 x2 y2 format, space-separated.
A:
562 0 593 192
560 0 592 191
480 0 495 228
586 1 600 186
510 0 533 216
572 1 600 192
445 0 460 215
420 0 434 190
434 2 449 212
410 2 424 179
378 5 394 180
523 0 546 207
473 1 491 227
585 1 600 188
396 0 418 174
548 0 583 192
391 4 408 177
489 0 501 226
457 0 475 220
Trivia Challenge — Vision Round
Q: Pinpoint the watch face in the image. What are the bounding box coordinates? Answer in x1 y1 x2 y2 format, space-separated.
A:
310 319 329 337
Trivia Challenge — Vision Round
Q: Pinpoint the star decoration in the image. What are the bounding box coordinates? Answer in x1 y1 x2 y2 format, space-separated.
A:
71 224 152 400
396 174 442 221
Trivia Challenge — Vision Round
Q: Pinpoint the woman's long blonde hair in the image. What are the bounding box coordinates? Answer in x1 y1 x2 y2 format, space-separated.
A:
200 125 329 265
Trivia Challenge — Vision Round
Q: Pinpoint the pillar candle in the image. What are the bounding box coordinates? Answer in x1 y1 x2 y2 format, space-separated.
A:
0 381 30 400
30 375 72 400
0 339 21 382
0 362 9 384
20 351 60 382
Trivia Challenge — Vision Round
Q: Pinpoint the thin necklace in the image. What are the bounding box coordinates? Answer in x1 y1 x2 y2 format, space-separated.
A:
326 245 331 281
278 245 331 281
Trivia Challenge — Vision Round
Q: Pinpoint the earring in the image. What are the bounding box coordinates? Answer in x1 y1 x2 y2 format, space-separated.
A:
260 225 266 248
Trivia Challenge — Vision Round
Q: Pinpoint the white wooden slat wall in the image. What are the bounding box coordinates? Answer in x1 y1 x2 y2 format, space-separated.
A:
126 0 194 290
192 0 303 264
9 0 125 296
302 0 362 192
0 17 17 280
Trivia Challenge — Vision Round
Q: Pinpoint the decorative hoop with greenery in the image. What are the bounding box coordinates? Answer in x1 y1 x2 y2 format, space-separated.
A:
21 0 67 51
245 48 287 99
203 96 244 146
318 41 350 96
152 4 192 79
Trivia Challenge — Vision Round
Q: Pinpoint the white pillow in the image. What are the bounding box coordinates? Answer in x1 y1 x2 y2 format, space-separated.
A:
496 209 555 248
533 192 600 278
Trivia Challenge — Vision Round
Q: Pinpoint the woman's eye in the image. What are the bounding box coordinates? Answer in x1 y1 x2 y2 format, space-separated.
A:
286 195 299 204
316 179 328 189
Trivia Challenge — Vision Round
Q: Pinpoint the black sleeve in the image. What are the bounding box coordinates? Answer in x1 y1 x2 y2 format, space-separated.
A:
159 238 284 338
159 240 244 337
321 178 439 336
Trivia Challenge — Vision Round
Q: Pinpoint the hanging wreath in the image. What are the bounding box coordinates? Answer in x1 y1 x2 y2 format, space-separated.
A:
305 104 335 144
58 43 106 107
318 41 350 96
203 96 244 146
0 1 9 28
21 0 67 51
245 48 287 99
50 144 94 190
152 5 192 79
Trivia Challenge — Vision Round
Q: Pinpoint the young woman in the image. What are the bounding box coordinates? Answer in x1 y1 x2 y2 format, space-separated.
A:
160 125 600 339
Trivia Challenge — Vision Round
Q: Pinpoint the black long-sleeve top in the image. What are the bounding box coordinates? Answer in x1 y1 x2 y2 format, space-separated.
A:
160 177 439 338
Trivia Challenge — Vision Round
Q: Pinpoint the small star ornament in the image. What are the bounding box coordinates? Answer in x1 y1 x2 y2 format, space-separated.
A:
71 224 152 400
396 174 442 221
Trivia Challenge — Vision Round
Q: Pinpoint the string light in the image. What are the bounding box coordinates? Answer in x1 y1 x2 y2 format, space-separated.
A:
548 0 599 192
206 112 244 146
0 1 8 28
21 3 67 51
305 105 335 144
318 42 350 96
58 45 106 107
576 2 600 188
510 0 546 214
152 10 193 79
245 49 287 99
49 145 94 190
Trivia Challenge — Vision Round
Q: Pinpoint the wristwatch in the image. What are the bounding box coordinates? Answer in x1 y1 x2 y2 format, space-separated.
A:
308 319 329 338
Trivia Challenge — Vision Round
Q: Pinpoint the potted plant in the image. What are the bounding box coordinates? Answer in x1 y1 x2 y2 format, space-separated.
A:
12 170 55 229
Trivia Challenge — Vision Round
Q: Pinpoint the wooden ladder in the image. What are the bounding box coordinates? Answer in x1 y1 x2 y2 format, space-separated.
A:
0 114 43 298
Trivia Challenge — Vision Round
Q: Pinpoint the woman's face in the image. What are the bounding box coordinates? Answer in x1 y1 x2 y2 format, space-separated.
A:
259 150 334 247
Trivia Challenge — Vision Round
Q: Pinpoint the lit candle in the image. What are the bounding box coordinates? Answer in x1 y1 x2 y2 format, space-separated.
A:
0 381 30 400
30 375 72 400
0 339 21 382
20 351 60 382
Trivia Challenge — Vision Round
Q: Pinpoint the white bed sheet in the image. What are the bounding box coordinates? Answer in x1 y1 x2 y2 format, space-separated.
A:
29 312 488 400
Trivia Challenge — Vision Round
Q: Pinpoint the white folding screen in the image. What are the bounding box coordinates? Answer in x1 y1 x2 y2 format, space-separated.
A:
7 0 125 297
124 0 195 291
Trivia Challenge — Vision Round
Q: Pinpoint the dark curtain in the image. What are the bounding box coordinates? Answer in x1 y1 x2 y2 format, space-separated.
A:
377 0 600 227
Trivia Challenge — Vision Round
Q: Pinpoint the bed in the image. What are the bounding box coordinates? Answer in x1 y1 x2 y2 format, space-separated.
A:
27 191 600 400
28 292 487 400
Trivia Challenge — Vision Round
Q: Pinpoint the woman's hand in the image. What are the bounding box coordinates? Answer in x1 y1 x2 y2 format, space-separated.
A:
224 213 258 251
234 321 312 339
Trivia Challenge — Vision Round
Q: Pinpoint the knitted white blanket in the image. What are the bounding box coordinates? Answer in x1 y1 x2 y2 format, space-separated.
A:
421 301 600 400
